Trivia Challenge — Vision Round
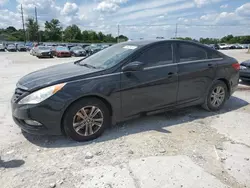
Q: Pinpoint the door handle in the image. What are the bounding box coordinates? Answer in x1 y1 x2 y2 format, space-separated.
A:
168 72 175 78
208 63 215 68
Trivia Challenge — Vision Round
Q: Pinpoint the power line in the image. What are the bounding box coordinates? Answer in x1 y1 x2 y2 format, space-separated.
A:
20 4 26 43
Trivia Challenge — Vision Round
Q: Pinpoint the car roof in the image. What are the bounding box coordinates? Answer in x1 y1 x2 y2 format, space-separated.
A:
122 39 202 47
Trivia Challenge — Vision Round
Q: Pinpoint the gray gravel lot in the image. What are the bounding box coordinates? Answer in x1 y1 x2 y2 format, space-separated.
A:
0 50 250 188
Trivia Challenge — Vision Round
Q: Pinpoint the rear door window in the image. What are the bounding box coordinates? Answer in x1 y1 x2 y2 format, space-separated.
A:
178 43 207 62
134 43 173 67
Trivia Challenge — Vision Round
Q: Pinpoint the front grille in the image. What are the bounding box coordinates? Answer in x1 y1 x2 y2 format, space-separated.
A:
12 88 29 103
42 52 50 55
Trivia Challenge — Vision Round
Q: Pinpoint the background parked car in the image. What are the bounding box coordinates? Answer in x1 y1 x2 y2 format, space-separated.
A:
17 44 27 51
30 47 36 56
55 46 71 57
240 59 250 82
0 44 5 51
84 45 102 56
70 46 86 56
218 43 229 50
46 45 56 56
35 46 53 58
7 44 17 52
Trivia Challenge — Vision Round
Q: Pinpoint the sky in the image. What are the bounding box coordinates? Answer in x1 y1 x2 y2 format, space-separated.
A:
0 0 250 40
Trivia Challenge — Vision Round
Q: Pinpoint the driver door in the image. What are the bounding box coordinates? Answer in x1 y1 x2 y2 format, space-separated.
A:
120 42 178 118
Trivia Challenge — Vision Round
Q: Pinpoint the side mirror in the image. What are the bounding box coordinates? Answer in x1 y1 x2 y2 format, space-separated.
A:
122 61 144 72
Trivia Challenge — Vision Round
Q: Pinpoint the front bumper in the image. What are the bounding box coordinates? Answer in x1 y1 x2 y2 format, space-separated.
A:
11 95 66 135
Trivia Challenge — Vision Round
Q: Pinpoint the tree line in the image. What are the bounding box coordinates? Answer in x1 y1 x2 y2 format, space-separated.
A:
175 35 250 44
0 18 128 43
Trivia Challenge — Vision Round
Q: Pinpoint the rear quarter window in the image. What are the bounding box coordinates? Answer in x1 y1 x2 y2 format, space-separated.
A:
178 43 207 62
207 50 223 59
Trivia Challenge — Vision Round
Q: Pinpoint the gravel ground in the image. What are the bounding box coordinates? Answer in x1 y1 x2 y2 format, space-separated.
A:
0 50 250 188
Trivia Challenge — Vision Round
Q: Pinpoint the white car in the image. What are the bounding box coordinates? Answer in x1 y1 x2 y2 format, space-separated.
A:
218 43 229 50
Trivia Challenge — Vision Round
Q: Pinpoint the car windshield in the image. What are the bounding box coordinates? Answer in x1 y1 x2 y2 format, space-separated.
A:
38 46 50 50
79 43 138 69
57 47 68 51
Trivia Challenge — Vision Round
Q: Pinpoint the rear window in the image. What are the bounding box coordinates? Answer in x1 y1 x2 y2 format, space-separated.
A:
178 43 207 62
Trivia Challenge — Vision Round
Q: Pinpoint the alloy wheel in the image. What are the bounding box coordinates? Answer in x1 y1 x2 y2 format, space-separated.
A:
210 86 225 107
73 106 104 136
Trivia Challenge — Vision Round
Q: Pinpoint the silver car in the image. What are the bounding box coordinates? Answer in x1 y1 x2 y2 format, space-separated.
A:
35 46 53 58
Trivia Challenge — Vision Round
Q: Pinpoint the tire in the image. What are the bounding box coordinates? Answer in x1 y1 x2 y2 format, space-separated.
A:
202 80 228 111
63 98 111 142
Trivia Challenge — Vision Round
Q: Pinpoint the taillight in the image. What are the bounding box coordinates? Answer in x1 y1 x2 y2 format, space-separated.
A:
232 63 240 71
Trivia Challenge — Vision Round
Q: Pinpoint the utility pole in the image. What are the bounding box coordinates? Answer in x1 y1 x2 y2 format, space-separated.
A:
35 7 39 43
175 23 178 38
117 24 120 43
21 4 26 43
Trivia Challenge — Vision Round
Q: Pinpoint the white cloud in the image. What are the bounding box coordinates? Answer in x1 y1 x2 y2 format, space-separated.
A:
215 12 239 25
220 4 228 9
96 1 119 12
236 3 250 17
114 2 195 22
96 0 128 12
116 0 183 15
0 0 8 6
0 9 21 27
194 0 222 8
61 2 78 16
200 14 217 21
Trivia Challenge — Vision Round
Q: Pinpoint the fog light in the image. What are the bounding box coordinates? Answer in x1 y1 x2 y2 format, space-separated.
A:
24 120 42 126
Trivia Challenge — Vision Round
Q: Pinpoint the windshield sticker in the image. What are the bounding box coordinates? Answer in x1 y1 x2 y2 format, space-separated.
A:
123 45 138 50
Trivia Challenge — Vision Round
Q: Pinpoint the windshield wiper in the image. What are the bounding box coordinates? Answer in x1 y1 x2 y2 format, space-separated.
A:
81 63 98 69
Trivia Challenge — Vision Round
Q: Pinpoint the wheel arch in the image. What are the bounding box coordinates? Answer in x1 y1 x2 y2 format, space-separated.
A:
217 78 230 94
60 95 113 134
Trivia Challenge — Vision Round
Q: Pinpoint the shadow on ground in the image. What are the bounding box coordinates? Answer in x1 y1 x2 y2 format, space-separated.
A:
0 157 25 168
22 96 249 148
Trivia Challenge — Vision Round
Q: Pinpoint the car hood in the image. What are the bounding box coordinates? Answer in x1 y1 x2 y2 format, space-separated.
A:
18 62 101 91
74 50 85 53
40 50 51 53
241 60 250 68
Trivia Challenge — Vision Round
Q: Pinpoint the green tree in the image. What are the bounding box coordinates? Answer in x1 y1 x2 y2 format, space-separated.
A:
25 18 39 41
6 26 17 33
64 24 82 42
82 30 89 42
88 30 98 42
116 35 128 42
44 19 62 41
98 32 104 42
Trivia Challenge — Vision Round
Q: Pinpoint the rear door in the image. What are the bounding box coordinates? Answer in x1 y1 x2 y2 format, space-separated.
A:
120 42 178 118
176 42 220 104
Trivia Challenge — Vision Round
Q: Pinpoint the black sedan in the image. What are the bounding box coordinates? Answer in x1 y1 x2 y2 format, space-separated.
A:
11 40 239 141
70 46 86 56
240 60 250 82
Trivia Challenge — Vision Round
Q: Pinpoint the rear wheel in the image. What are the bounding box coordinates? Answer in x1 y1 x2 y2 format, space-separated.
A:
202 80 228 111
63 98 110 142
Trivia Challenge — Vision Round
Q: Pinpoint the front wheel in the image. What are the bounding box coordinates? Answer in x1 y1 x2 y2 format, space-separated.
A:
202 80 228 111
63 98 110 142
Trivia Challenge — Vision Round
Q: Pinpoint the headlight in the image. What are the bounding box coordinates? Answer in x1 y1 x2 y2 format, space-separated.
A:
240 65 247 70
18 83 66 104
